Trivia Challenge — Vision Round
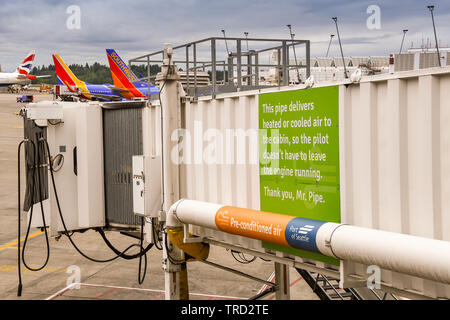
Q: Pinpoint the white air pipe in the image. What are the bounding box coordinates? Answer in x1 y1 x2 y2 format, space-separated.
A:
168 199 450 285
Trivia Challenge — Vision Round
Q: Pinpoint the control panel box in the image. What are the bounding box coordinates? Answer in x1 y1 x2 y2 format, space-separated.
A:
132 155 162 217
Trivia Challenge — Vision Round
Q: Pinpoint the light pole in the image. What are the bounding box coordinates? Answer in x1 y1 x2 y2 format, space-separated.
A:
221 29 230 56
287 24 301 83
399 29 408 54
326 34 335 57
332 17 348 78
427 5 441 67
244 32 249 51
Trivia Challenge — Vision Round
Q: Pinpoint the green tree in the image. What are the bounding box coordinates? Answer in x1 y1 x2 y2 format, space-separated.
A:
31 63 161 85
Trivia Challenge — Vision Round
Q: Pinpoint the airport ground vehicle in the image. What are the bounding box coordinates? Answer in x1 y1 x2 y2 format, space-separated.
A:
16 94 33 103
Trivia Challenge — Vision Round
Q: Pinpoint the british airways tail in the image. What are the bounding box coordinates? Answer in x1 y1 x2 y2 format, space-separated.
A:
15 51 35 77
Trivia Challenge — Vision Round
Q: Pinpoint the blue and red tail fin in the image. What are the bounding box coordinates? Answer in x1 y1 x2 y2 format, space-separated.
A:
106 49 139 81
16 50 35 76
106 49 145 99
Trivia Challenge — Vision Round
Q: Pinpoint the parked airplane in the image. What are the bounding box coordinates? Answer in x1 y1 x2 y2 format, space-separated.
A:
105 49 159 99
0 51 50 88
52 54 128 101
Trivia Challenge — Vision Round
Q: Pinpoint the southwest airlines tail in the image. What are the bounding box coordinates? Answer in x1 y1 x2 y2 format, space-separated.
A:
105 49 146 99
52 54 86 93
106 49 139 82
15 51 35 77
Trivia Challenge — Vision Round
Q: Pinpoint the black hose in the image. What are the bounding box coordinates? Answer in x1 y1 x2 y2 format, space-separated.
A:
21 137 50 272
163 229 184 265
17 140 27 297
151 218 163 250
96 227 153 260
138 217 147 284
41 138 139 263
17 134 155 296
17 138 50 296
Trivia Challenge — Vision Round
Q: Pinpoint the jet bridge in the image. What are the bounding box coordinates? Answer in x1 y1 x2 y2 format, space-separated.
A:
20 42 450 300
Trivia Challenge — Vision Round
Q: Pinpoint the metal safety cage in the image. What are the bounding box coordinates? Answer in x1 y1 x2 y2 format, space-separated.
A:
129 37 311 99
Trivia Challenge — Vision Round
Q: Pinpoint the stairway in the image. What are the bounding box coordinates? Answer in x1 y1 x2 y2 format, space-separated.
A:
295 268 398 300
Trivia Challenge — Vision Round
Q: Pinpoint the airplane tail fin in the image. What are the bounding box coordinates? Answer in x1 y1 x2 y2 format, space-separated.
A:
15 50 35 76
106 49 139 83
52 54 84 92
106 49 146 98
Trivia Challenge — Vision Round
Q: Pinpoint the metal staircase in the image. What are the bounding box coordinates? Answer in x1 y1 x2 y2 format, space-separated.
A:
296 268 398 301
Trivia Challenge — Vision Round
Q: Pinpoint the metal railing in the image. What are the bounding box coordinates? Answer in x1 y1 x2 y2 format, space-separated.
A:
129 36 311 98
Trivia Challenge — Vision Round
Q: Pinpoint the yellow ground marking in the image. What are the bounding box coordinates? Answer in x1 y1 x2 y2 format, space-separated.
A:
0 265 67 273
0 229 45 251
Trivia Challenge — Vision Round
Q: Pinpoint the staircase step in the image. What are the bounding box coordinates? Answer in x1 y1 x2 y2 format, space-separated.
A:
329 292 355 299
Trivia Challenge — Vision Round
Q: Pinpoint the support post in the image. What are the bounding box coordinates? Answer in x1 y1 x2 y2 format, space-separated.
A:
156 44 187 300
247 53 252 86
306 40 311 79
277 48 281 87
255 53 259 86
193 43 197 99
186 45 190 95
282 41 288 86
147 56 150 98
227 55 234 85
274 262 290 300
211 38 216 98
237 39 242 89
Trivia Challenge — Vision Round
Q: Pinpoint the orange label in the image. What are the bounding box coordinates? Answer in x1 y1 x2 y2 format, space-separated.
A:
215 206 292 247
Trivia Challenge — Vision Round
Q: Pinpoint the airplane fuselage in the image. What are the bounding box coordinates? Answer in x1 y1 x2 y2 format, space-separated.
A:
0 72 30 87
132 82 160 96
79 83 124 101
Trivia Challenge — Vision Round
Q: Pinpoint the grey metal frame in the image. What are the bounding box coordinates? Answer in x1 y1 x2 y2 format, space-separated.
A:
128 37 311 99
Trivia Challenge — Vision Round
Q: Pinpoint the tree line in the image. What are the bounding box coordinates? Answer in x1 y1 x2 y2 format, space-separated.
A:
30 63 162 85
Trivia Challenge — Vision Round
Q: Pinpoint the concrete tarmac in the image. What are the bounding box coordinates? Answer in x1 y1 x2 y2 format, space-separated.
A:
0 93 318 300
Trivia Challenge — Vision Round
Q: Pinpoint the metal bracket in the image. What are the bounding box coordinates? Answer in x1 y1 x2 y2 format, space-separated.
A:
181 96 194 103
339 260 366 289
183 224 204 243
158 210 166 222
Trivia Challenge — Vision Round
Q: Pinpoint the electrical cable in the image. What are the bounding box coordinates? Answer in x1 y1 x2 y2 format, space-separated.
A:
151 218 163 250
96 228 153 260
17 138 50 296
17 119 155 295
230 250 256 264
137 217 147 284
17 139 27 296
163 229 184 265
41 138 143 263
21 135 51 272
240 251 257 263
259 257 272 262
48 119 62 126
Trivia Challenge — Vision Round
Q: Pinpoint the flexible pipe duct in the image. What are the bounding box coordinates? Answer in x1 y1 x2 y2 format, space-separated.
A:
168 199 450 285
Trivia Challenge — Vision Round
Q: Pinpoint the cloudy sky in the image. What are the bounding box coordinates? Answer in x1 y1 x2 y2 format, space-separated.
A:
1 0 449 71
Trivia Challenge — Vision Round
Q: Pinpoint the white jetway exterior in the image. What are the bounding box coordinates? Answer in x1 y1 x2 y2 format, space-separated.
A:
22 52 450 300
177 66 450 299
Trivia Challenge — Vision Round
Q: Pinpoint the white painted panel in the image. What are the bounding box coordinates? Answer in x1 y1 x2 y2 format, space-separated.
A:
181 68 450 299
76 104 104 229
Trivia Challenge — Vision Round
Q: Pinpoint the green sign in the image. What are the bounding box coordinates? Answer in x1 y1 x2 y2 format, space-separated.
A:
259 86 340 265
